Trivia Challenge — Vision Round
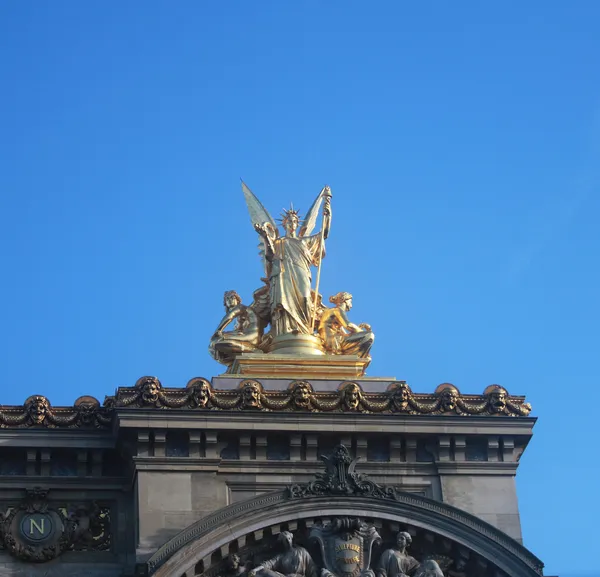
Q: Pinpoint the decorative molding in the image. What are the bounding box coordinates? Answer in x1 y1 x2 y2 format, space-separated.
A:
0 378 532 428
288 444 399 500
0 395 112 429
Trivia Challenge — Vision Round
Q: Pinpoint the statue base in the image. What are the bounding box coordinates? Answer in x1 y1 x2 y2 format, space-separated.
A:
268 333 325 356
226 352 371 379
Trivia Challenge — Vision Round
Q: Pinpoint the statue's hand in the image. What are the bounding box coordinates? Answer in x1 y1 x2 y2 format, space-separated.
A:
254 223 268 237
249 566 264 577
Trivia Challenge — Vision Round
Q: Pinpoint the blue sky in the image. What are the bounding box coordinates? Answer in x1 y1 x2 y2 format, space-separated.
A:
1 2 598 575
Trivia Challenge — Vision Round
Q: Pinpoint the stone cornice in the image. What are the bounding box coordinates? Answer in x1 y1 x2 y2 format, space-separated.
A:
0 376 533 430
116 409 536 436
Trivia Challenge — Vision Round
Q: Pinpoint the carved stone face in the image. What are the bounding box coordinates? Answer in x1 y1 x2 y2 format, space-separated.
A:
140 378 160 404
26 396 49 424
77 403 96 425
487 387 507 413
226 554 240 571
439 387 459 412
291 381 312 409
192 381 211 407
279 530 294 549
342 383 361 410
242 382 261 408
396 531 411 549
392 383 411 409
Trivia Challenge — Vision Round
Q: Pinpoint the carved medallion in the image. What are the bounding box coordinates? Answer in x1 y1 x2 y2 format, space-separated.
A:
0 488 111 563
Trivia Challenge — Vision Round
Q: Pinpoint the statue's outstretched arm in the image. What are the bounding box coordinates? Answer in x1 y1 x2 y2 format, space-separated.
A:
214 307 239 334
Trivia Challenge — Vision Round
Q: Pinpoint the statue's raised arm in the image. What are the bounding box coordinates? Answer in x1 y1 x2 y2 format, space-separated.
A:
240 183 332 339
208 181 373 371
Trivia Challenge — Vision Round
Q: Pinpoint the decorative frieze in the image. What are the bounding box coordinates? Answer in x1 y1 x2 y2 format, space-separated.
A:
0 378 532 430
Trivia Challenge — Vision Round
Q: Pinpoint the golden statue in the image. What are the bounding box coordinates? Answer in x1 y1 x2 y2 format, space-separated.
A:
208 182 375 374
246 182 332 337
318 292 374 359
209 290 261 364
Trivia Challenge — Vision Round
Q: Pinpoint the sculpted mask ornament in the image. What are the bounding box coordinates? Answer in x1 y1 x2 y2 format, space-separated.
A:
137 377 161 405
341 382 362 411
25 395 49 425
188 379 212 408
240 380 262 409
435 385 460 413
74 396 100 426
390 383 412 412
485 385 507 414
290 381 313 410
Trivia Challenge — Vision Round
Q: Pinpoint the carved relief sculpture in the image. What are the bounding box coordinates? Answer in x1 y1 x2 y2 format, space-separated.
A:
376 532 420 577
249 531 317 577
0 489 110 563
376 532 443 577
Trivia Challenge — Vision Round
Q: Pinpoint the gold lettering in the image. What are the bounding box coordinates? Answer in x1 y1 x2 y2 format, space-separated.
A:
335 556 360 565
29 518 45 535
334 543 361 552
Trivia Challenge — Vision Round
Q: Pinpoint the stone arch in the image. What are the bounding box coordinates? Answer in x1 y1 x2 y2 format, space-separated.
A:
147 490 542 577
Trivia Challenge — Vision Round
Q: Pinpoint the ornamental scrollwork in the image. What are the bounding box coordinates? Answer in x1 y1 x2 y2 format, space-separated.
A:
288 444 399 501
0 488 111 563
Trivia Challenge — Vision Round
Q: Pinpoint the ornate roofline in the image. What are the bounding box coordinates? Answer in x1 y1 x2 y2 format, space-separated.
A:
0 377 532 429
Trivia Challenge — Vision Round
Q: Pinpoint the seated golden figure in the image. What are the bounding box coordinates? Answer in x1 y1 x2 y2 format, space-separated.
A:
318 292 374 359
209 290 260 365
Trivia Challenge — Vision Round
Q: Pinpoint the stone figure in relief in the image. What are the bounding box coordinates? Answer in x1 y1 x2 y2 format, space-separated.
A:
376 532 420 577
413 560 444 577
221 554 250 577
318 292 374 359
209 290 260 365
249 531 317 577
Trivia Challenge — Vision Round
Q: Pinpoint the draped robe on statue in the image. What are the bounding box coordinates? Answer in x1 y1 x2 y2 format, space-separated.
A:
259 546 317 577
269 234 323 336
376 548 420 577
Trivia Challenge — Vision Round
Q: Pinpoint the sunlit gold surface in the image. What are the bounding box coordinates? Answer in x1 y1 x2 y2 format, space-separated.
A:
227 353 371 379
208 183 375 376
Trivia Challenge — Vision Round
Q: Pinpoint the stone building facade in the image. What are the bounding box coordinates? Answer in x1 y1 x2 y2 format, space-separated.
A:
0 374 545 577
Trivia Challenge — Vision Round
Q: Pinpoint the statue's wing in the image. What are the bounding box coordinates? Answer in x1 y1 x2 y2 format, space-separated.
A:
299 187 325 237
241 180 278 276
241 180 277 232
